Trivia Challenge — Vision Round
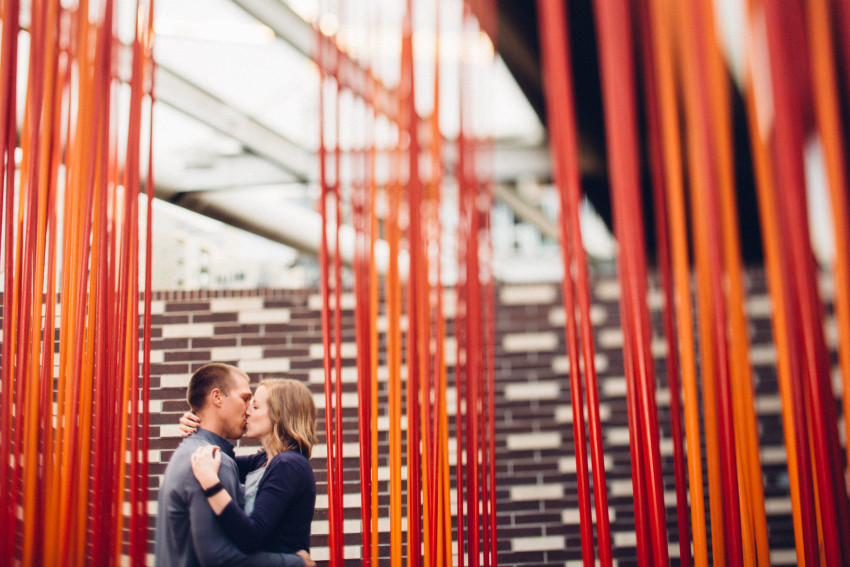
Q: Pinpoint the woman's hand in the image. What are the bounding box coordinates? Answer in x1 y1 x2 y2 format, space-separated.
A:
191 445 222 490
179 412 201 437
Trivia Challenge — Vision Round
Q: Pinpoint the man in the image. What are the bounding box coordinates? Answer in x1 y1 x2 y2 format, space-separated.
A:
154 363 314 567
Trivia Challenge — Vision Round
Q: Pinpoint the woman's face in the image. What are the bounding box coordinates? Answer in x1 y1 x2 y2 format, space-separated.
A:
246 385 273 443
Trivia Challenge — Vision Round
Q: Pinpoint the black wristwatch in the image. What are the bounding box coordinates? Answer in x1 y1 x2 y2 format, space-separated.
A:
203 482 225 498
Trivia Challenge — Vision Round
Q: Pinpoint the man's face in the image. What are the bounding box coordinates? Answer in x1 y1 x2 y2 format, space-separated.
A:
219 373 252 439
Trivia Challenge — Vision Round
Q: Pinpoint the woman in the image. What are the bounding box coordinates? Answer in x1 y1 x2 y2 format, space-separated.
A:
187 378 317 556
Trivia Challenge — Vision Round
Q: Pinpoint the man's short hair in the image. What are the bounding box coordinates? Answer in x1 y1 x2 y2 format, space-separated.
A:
187 363 245 412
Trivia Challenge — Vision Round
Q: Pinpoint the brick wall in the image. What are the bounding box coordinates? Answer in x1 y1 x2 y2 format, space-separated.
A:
4 269 832 565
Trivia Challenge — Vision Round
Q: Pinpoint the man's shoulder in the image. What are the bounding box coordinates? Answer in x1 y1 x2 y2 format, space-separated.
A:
164 436 238 479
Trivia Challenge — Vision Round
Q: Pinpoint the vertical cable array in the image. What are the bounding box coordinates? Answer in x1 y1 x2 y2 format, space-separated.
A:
314 0 498 565
536 1 850 565
536 3 614 567
0 0 154 564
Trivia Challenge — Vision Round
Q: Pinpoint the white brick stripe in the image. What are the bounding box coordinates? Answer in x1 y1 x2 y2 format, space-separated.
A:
161 323 214 339
511 535 565 552
562 505 617 524
506 431 561 451
551 353 610 374
308 366 359 384
310 342 358 359
770 550 800 565
210 297 263 312
760 446 787 464
238 308 291 324
146 300 165 315
312 392 359 409
598 328 623 348
750 344 776 365
503 332 558 353
312 442 361 459
309 545 362 561
315 492 363 509
510 483 563 501
765 497 793 514
548 304 607 327
239 358 290 373
606 427 631 445
595 280 620 300
558 455 614 474
500 284 557 305
210 346 263 361
554 403 612 423
613 531 637 547
311 519 362 535
308 292 356 310
160 374 190 388
747 294 772 317
159 424 183 439
504 381 560 401
602 377 627 397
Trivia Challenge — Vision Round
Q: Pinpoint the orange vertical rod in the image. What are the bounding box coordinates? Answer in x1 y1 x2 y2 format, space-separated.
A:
388 155 404 567
646 1 709 563
634 3 693 564
700 0 770 558
401 2 424 562
673 2 727 562
742 61 809 562
0 0 20 558
682 0 745 562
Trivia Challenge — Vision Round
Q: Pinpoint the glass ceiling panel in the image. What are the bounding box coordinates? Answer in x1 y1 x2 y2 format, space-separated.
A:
154 0 321 151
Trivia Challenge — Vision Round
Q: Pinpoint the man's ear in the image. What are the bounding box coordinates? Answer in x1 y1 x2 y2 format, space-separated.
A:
210 388 224 408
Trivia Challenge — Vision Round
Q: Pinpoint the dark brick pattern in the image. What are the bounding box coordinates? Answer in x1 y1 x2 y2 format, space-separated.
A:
2 270 837 565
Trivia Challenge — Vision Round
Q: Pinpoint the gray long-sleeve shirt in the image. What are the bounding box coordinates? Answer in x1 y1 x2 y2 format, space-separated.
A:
154 428 305 567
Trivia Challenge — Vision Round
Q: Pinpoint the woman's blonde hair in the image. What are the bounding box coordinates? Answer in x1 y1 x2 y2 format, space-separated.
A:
260 378 317 459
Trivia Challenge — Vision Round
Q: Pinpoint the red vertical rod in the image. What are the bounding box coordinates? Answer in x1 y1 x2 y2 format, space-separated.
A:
317 12 340 563
634 3 692 564
537 3 595 564
455 107 468 567
592 1 669 564
459 21 481 560
332 61 346 567
355 140 374 566
764 2 846 564
485 198 497 567
537 1 615 564
139 64 155 567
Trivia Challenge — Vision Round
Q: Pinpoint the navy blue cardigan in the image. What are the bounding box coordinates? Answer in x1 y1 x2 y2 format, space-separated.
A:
221 450 316 554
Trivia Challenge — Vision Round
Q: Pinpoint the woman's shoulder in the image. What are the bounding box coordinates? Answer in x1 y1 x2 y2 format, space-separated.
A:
268 449 311 466
266 450 315 479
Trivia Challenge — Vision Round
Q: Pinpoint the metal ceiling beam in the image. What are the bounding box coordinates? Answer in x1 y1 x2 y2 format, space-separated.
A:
154 65 313 182
493 183 559 241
